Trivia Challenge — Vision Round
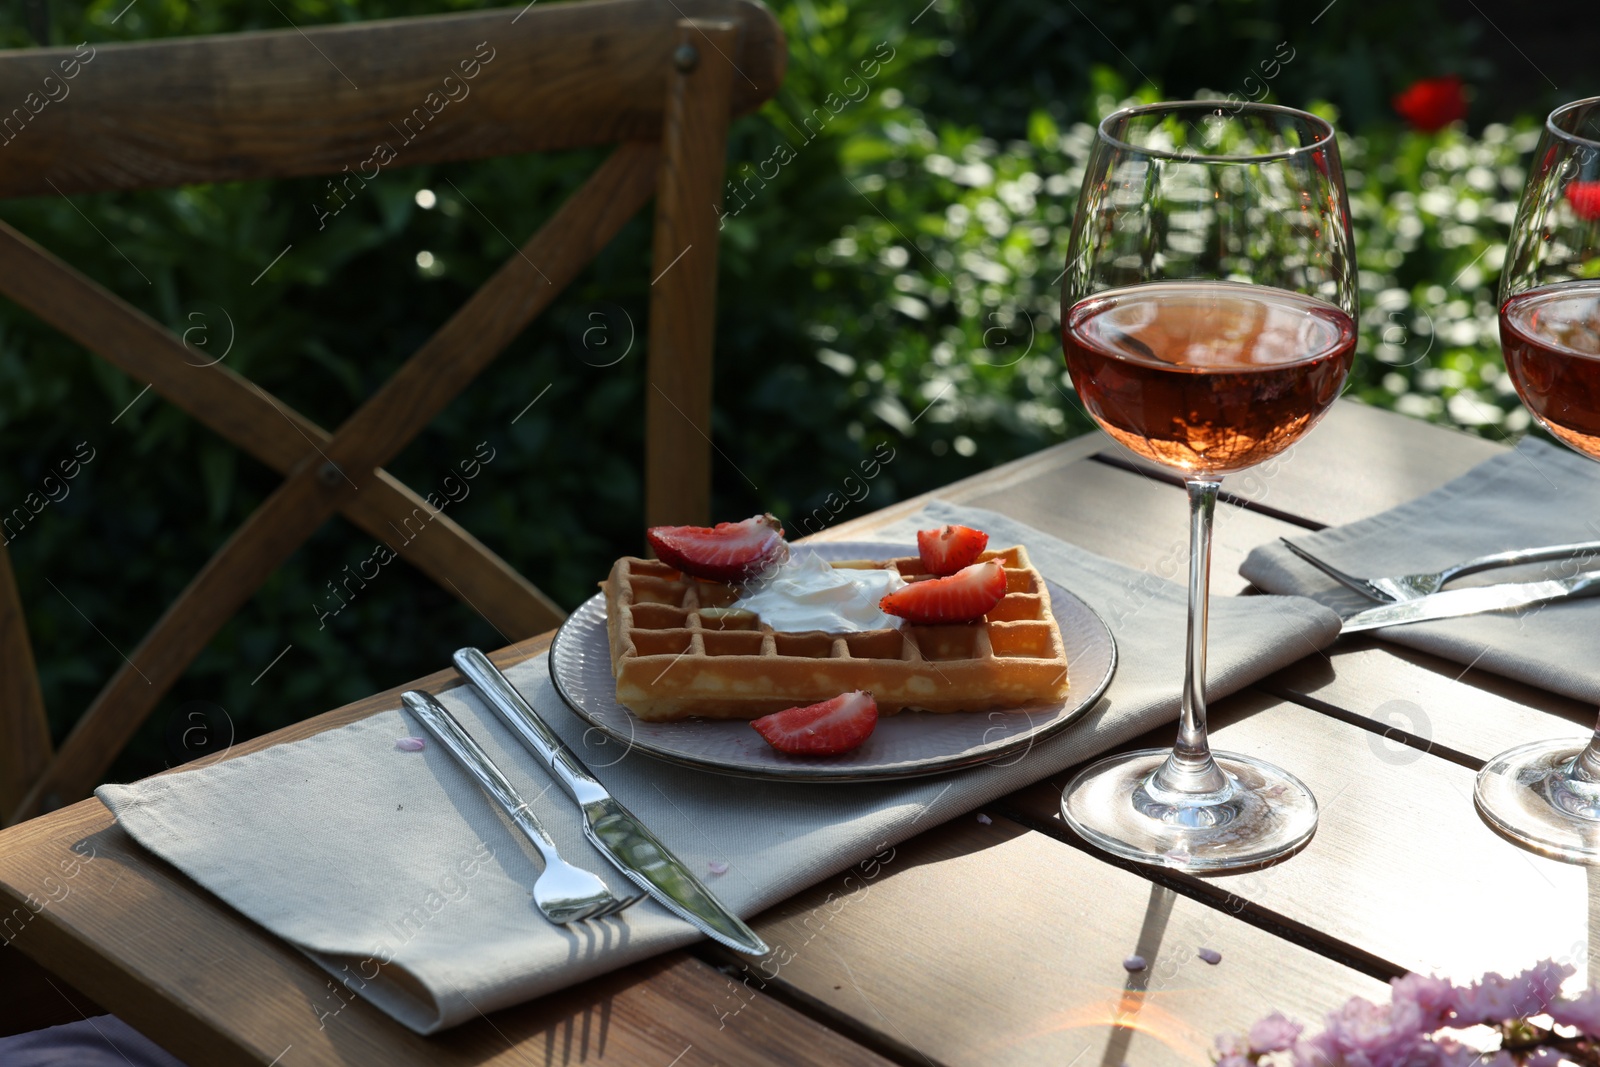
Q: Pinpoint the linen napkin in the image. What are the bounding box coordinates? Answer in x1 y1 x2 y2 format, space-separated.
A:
96 502 1339 1035
1241 437 1600 705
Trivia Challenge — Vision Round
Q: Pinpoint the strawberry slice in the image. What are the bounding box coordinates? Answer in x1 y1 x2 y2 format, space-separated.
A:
916 524 989 576
646 513 788 582
752 691 877 756
879 559 1006 624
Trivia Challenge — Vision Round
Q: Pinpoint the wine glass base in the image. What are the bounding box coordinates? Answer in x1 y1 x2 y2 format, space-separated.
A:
1060 748 1318 873
1475 738 1600 864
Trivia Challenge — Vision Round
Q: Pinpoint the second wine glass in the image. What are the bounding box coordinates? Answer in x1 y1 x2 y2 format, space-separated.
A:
1477 95 1600 864
1058 101 1358 871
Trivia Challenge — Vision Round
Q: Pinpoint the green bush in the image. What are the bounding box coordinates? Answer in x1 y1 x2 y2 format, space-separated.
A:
814 78 1538 454
0 0 1547 786
922 0 1489 135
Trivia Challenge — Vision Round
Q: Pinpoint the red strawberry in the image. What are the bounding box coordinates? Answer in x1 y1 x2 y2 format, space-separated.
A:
646 513 788 582
752 691 878 756
879 559 1007 624
916 524 989 576
1567 181 1600 222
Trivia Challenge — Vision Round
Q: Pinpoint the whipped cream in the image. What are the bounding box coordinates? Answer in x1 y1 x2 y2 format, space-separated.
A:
733 553 905 633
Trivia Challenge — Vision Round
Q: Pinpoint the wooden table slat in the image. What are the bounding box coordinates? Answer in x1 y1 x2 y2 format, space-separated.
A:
1262 640 1596 769
735 815 1390 1067
1004 690 1598 987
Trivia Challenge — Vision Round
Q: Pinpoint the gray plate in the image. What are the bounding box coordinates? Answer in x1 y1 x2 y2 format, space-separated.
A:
546 542 1117 782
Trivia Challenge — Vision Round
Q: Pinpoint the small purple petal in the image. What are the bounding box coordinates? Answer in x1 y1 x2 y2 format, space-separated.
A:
707 860 729 875
1198 947 1222 965
395 737 426 752
976 813 992 825
1123 955 1146 972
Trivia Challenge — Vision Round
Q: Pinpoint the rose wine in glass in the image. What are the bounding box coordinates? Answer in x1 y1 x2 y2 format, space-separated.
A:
1058 102 1358 871
1500 283 1600 456
1065 282 1355 475
1478 95 1600 862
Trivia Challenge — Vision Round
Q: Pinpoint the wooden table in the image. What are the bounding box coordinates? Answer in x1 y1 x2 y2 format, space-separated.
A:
1 400 1589 1066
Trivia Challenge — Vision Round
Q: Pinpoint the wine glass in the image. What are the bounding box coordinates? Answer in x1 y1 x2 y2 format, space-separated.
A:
1476 96 1600 864
1057 101 1358 872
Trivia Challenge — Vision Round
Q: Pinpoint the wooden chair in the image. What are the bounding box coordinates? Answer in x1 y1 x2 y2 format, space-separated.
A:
0 0 786 824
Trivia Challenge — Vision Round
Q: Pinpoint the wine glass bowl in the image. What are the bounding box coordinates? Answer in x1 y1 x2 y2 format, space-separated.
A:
1057 102 1358 872
1064 102 1358 479
1065 103 1358 319
1476 95 1600 863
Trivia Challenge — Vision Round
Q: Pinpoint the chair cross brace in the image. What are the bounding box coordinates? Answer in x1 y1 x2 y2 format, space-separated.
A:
5 143 658 823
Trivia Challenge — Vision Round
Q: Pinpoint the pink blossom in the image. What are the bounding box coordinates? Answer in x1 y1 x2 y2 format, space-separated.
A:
1389 973 1457 1030
1455 971 1521 1023
1221 962 1582 1067
1249 1012 1303 1054
1290 1029 1341 1067
1521 959 1577 1011
1549 987 1600 1034
395 737 426 752
1214 1033 1248 1058
1294 995 1428 1067
1456 961 1572 1023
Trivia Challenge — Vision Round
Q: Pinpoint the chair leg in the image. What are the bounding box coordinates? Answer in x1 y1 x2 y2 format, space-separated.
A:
0 538 50 825
645 18 738 530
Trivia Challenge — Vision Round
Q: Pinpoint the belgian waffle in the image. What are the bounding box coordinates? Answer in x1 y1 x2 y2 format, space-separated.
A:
603 546 1070 722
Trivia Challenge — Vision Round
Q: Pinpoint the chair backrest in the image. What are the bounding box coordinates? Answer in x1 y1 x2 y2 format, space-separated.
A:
0 0 786 824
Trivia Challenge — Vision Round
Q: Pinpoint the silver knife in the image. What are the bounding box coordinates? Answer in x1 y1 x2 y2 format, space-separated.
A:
451 647 769 956
1341 570 1600 633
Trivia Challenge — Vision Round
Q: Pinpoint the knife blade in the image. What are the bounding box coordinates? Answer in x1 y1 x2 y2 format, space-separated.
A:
1341 569 1600 633
451 647 769 956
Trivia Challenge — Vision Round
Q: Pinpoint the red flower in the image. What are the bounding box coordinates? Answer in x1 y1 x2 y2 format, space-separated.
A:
1393 76 1468 132
1568 181 1600 221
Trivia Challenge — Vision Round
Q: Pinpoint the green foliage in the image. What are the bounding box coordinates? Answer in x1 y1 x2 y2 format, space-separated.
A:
915 0 1489 134
1338 123 1535 434
813 79 1539 456
0 0 1547 784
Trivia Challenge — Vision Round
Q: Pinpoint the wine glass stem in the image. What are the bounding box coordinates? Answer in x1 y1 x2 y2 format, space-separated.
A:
1569 713 1600 784
1152 479 1230 797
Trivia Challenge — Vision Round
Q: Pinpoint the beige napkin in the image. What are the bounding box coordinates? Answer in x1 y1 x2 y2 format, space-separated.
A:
1241 438 1600 705
96 502 1339 1034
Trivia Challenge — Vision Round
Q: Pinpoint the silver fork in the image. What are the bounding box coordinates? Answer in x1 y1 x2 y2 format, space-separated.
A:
1279 537 1600 602
400 690 644 925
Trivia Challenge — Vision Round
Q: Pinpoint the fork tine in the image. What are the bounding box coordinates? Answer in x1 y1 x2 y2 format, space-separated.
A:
596 892 646 921
588 891 647 921
1278 538 1392 601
